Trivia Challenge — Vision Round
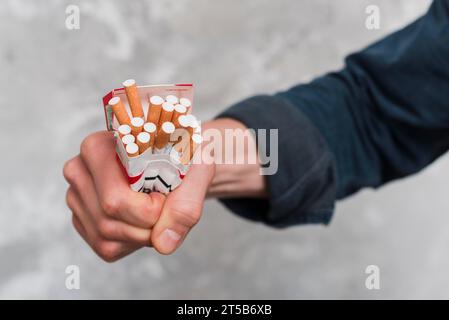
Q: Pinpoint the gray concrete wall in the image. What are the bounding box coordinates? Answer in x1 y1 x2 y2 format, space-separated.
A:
2 0 448 299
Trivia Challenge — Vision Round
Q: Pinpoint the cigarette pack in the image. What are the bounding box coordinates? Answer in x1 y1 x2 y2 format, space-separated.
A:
102 83 196 195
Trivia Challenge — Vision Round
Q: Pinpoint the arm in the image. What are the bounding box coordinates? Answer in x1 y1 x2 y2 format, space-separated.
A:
217 0 449 226
64 1 449 260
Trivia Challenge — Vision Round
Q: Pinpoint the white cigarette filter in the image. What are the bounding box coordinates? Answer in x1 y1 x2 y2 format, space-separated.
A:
158 102 175 127
179 97 192 109
109 96 131 126
137 132 151 154
147 95 164 124
118 124 131 138
131 117 144 136
144 122 157 148
143 122 157 133
165 95 179 105
155 122 175 150
121 134 135 145
123 79 144 119
180 133 203 165
177 114 191 130
126 142 139 157
172 104 187 127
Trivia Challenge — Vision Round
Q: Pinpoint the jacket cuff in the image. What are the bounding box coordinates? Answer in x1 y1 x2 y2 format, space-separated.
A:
216 95 336 227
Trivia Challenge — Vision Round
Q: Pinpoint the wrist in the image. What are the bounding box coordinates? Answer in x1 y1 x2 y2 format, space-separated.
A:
201 118 267 199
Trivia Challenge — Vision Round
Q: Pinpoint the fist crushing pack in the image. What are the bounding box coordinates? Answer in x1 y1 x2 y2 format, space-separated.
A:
102 80 202 194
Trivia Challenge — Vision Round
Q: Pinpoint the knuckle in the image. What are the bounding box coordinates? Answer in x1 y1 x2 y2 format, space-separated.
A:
170 201 202 228
138 201 159 226
101 194 122 218
63 159 78 184
97 219 116 239
80 134 98 159
96 241 120 263
71 215 85 238
65 189 76 211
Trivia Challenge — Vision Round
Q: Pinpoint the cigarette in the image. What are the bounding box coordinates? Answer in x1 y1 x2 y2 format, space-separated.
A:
118 124 131 138
172 104 187 128
121 134 135 145
172 128 190 152
179 97 192 113
147 95 164 124
109 96 131 126
126 142 139 157
175 114 192 144
180 133 202 165
136 132 151 154
194 123 201 134
154 122 175 150
185 114 197 138
123 79 144 119
143 122 157 148
158 102 175 127
165 95 179 105
131 117 144 136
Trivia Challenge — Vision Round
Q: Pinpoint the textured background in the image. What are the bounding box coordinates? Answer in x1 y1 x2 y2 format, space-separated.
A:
2 0 448 299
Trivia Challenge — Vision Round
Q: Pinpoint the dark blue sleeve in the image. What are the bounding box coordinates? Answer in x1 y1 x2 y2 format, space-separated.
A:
217 0 449 227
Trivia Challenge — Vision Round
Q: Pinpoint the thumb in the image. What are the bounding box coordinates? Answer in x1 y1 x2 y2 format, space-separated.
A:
150 161 215 255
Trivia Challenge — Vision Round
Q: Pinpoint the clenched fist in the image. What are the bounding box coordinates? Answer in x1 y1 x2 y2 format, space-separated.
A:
63 118 265 262
63 130 215 261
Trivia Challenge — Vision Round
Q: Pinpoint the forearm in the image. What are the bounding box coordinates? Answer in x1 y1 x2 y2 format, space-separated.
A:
215 95 336 227
209 1 449 227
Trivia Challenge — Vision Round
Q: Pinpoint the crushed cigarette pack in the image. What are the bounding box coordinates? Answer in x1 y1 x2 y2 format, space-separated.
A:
102 81 201 195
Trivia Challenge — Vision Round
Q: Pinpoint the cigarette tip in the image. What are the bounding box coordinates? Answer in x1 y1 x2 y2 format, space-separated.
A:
149 95 164 105
126 142 139 156
123 79 136 87
162 122 176 133
180 97 192 107
108 96 120 105
131 117 144 127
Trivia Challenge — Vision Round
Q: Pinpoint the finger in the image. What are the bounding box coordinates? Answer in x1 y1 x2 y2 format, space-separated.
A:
97 219 152 246
66 187 98 240
65 155 158 243
92 239 140 263
151 162 215 254
64 156 105 222
72 213 88 243
69 191 142 262
79 131 165 228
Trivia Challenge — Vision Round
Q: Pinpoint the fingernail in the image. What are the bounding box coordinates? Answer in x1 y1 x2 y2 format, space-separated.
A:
160 228 181 252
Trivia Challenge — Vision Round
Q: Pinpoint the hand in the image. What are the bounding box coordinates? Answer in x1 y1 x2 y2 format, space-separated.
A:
63 118 265 261
63 131 214 261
